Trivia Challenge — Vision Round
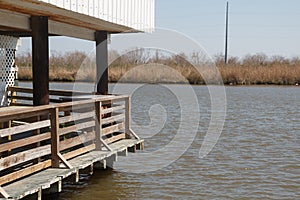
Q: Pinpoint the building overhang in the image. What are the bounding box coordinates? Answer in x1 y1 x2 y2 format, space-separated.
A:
0 0 141 41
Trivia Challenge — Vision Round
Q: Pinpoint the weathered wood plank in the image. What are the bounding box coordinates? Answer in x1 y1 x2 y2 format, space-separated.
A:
102 114 125 125
108 139 143 151
7 86 33 94
60 131 95 151
0 145 51 171
0 120 50 138
58 104 94 113
59 121 96 136
9 95 62 104
49 98 64 103
104 133 126 144
0 160 51 186
9 95 33 101
102 105 125 115
2 167 75 199
102 122 125 136
49 90 90 97
59 111 95 124
63 144 95 160
0 107 49 123
6 102 32 107
0 132 51 153
8 86 89 97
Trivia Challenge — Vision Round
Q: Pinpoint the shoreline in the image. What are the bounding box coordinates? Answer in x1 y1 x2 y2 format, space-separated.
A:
17 79 300 86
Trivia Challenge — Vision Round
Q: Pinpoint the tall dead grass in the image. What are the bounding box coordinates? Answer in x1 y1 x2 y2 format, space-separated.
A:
216 53 300 85
15 51 300 85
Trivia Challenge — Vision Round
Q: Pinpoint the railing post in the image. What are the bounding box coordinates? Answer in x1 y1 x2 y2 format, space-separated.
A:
33 115 41 164
50 107 60 168
95 101 102 150
10 87 17 105
125 97 130 139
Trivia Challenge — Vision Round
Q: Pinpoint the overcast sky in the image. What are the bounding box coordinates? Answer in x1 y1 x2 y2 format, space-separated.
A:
18 0 300 58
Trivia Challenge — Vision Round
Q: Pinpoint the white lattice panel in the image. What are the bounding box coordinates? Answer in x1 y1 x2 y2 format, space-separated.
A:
0 35 18 107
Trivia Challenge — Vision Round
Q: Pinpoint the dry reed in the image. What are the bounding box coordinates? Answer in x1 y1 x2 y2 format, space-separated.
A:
15 51 300 85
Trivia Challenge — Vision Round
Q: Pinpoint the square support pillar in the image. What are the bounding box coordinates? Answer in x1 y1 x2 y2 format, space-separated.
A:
31 16 49 106
95 31 108 95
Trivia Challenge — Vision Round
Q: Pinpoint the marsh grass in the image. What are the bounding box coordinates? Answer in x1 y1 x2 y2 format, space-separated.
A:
16 51 300 85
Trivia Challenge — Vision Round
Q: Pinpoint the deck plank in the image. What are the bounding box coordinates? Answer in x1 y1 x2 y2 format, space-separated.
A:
1 139 143 199
3 168 76 199
109 139 144 152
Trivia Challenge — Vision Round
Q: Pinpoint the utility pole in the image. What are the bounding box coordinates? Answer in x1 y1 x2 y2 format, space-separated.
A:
224 1 229 64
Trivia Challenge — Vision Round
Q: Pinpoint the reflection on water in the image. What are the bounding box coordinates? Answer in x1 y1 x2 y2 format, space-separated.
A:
20 82 300 199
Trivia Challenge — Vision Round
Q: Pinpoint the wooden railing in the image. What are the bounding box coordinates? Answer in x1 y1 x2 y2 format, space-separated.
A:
0 90 138 188
7 86 91 106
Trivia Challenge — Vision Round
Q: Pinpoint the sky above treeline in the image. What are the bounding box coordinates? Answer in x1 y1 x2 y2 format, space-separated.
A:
18 0 300 58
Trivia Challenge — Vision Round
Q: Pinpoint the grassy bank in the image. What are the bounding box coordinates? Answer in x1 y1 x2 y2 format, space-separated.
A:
16 51 300 85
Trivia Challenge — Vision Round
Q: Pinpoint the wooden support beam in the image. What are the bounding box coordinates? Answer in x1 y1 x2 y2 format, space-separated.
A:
100 138 113 151
94 160 106 170
37 187 42 200
101 160 107 170
49 20 95 41
31 16 49 106
128 145 136 153
80 164 94 175
57 153 72 169
75 169 79 183
43 179 62 195
0 9 30 31
95 31 108 95
0 187 10 198
106 154 117 169
136 141 145 150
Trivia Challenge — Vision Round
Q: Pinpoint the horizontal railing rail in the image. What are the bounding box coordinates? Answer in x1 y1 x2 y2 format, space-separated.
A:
7 86 92 106
0 88 138 188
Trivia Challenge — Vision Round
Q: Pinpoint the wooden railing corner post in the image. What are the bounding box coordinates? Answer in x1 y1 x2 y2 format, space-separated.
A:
50 107 60 168
95 101 102 150
125 97 130 138
125 96 140 140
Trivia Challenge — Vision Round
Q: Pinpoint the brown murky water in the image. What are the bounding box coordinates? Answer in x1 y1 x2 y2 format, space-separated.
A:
21 83 300 199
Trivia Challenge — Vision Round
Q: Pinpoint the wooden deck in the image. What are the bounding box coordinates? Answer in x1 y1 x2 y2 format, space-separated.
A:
1 139 143 200
0 87 144 199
